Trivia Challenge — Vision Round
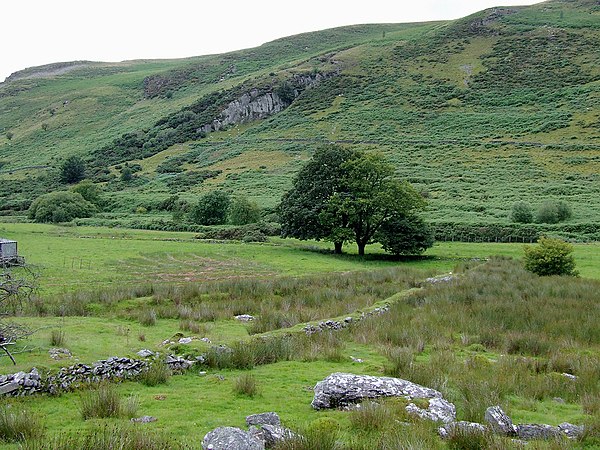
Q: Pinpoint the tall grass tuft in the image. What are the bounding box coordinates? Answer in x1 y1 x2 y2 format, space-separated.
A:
21 424 191 450
49 329 66 347
138 309 157 326
233 373 259 397
0 405 44 443
138 360 171 387
80 383 138 420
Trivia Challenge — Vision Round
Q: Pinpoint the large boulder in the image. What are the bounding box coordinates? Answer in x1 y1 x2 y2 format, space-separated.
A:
484 406 517 436
311 373 454 422
558 422 584 439
202 426 264 450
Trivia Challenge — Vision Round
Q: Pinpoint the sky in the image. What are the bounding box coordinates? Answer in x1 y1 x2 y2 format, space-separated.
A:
1 0 542 82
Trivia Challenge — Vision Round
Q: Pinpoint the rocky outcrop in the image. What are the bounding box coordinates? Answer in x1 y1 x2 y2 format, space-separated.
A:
311 372 455 424
198 72 336 136
202 426 264 450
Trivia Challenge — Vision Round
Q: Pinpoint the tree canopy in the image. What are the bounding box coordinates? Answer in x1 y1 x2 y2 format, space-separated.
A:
28 191 96 223
279 145 429 255
59 156 86 184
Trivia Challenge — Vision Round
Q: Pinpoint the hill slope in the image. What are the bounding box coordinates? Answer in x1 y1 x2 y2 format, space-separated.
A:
1 0 599 230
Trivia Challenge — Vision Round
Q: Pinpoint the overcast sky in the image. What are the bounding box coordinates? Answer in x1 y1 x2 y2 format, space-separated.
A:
2 0 542 82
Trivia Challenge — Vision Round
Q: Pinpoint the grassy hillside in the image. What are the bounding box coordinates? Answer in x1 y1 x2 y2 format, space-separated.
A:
1 0 599 230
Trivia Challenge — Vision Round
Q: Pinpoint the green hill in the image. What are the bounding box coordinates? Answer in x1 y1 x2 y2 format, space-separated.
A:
1 0 599 234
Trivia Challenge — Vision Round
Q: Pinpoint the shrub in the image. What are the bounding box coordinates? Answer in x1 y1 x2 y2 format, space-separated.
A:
28 191 96 223
80 383 138 420
0 405 44 443
139 360 172 387
233 373 259 397
228 196 261 225
536 199 572 224
510 201 533 224
189 191 231 225
71 180 103 206
523 237 578 276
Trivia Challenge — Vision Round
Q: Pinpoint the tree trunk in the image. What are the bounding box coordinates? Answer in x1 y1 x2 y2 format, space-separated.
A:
357 242 366 256
334 242 343 254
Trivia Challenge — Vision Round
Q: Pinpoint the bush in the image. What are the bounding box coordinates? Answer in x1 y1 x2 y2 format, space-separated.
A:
0 405 44 443
139 309 157 326
510 201 533 224
71 180 103 206
28 191 96 223
523 237 578 276
228 196 261 225
189 191 231 225
536 199 572 224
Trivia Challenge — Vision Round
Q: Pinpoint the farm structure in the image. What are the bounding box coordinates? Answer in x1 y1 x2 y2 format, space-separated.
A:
0 239 22 265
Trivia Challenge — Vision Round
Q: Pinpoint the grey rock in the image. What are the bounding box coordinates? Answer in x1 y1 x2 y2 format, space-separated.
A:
137 349 155 358
406 397 456 423
558 422 584 439
246 412 281 427
516 423 561 440
0 382 20 395
439 421 487 439
202 426 264 450
485 406 517 436
235 315 255 322
562 372 578 381
260 424 296 448
178 337 193 344
131 415 157 423
312 373 446 410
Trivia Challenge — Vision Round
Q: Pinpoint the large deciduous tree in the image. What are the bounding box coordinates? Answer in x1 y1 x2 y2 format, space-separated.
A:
278 145 356 254
279 145 428 256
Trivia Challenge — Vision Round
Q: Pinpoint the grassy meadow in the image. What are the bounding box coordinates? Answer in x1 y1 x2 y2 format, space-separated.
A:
0 223 599 448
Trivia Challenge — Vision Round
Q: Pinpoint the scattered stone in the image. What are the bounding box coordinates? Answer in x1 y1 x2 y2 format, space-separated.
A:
558 422 584 439
516 423 561 440
154 395 166 401
202 426 264 450
200 337 212 343
49 347 72 360
311 373 450 411
562 373 578 381
199 371 207 377
0 382 20 395
131 415 157 423
438 421 487 439
137 349 154 358
350 356 364 363
406 397 456 423
485 406 517 436
553 397 565 404
235 314 255 322
246 412 281 427
178 337 193 344
425 274 456 284
165 354 194 371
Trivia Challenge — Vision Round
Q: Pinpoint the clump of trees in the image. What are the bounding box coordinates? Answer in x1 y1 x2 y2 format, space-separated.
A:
188 192 261 226
510 199 572 224
28 191 96 223
523 236 577 276
278 145 432 256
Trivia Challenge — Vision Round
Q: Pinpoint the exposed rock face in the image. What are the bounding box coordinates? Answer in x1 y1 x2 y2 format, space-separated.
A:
406 397 456 423
516 424 561 440
484 406 517 436
202 426 264 450
246 412 281 427
311 373 451 415
198 72 336 136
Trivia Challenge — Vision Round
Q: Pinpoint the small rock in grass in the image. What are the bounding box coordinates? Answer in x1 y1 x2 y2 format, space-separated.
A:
131 415 157 423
